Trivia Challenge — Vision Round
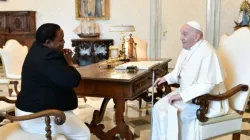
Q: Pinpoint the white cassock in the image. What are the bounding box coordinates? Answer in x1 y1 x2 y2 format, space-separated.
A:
151 40 229 140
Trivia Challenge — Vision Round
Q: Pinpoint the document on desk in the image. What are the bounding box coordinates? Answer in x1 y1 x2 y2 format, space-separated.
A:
115 61 163 70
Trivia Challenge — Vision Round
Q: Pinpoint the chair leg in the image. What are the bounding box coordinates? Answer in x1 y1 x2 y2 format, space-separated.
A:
139 98 142 109
83 97 87 102
8 88 13 97
232 132 241 140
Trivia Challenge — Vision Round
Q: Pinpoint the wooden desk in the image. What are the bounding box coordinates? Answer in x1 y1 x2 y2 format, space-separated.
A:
75 58 171 140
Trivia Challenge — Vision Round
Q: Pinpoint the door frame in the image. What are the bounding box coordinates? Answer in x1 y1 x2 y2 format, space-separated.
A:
149 0 221 58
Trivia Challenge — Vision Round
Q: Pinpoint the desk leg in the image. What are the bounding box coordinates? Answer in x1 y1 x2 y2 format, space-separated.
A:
114 99 134 140
86 98 134 140
86 98 115 139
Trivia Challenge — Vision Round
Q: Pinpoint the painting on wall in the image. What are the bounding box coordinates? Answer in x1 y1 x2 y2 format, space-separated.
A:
75 0 110 20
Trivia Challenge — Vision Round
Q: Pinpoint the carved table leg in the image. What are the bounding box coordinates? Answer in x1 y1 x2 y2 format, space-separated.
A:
91 98 110 124
86 98 134 140
86 98 116 139
114 99 134 140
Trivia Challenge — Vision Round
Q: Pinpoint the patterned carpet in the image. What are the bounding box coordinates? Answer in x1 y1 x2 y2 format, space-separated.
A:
0 66 250 140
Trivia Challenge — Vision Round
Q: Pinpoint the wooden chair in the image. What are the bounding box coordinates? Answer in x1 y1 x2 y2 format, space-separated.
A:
0 96 67 140
164 27 250 140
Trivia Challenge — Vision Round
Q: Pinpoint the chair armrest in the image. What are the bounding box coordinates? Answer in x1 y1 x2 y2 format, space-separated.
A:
3 109 66 140
0 96 66 125
192 84 248 122
4 109 66 125
0 96 16 103
168 84 180 88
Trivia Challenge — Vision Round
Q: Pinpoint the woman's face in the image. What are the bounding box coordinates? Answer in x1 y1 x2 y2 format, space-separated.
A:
47 29 65 52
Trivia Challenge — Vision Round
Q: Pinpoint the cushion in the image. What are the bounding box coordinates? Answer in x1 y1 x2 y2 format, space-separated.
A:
200 109 241 126
0 122 67 140
199 109 242 139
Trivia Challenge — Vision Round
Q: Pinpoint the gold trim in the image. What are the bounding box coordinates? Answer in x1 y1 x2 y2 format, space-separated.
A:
75 0 110 20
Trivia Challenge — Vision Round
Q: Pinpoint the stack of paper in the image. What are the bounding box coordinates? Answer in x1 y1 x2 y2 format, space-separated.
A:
115 61 163 70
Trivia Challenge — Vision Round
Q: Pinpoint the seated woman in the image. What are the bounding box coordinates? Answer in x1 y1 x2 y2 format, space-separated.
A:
15 23 90 140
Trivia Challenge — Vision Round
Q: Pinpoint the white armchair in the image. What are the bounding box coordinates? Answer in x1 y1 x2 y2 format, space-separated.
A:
0 39 28 96
163 27 250 140
0 40 28 125
191 27 250 140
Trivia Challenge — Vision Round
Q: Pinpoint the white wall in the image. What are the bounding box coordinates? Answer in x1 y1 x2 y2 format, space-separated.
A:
160 0 206 68
220 0 242 37
0 0 150 50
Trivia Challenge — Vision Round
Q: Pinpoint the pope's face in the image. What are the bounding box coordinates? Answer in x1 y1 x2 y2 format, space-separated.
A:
180 25 199 50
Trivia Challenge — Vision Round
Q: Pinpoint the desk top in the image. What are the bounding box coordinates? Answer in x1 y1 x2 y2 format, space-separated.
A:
76 58 171 82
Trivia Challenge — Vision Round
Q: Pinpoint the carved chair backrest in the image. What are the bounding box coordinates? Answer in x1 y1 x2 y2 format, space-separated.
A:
0 40 28 79
217 27 250 111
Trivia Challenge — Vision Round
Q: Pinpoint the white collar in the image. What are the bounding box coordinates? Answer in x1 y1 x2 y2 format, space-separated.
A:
188 39 203 52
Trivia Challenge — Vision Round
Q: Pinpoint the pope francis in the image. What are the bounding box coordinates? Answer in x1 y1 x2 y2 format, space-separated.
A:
151 21 229 140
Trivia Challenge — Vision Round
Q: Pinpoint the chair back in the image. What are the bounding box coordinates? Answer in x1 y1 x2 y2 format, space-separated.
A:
125 36 148 58
217 27 250 111
0 40 28 79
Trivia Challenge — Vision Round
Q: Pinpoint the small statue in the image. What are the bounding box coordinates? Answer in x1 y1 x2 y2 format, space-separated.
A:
127 34 135 58
234 0 250 30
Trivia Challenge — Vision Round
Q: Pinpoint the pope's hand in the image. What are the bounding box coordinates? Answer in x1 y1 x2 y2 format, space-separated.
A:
154 77 166 88
168 94 182 105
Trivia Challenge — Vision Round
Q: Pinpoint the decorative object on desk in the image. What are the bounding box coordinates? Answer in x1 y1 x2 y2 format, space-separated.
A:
109 45 119 60
73 19 100 38
127 34 137 59
234 0 250 30
109 25 135 61
125 36 148 59
75 0 110 20
126 65 138 73
98 60 122 69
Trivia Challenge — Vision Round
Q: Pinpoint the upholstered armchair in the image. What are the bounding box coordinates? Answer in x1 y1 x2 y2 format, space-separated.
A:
0 39 28 96
0 40 28 124
0 96 67 140
164 27 250 140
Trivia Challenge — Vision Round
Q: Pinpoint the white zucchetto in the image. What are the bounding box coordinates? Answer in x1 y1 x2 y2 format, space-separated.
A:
186 21 201 32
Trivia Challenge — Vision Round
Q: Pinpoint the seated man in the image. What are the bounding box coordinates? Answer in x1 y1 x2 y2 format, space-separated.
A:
152 21 229 140
15 23 90 140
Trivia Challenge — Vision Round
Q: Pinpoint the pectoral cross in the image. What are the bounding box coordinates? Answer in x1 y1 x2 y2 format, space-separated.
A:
178 74 181 79
177 74 181 83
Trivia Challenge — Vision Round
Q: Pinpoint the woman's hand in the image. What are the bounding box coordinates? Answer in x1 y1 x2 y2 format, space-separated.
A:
62 49 74 67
